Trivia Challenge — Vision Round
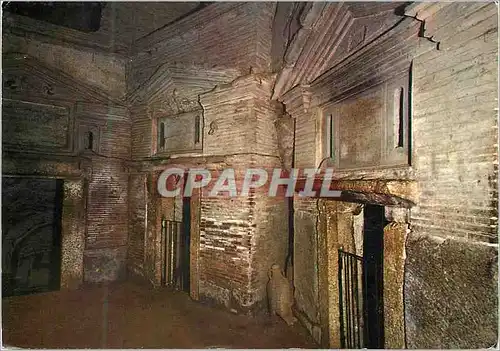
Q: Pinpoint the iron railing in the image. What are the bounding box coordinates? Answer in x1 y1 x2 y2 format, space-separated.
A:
161 218 183 288
338 248 365 349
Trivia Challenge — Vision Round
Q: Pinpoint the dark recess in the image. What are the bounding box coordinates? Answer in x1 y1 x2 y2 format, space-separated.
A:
3 2 105 32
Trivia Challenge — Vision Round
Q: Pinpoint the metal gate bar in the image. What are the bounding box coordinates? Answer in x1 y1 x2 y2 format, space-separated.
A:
338 249 364 349
161 218 182 287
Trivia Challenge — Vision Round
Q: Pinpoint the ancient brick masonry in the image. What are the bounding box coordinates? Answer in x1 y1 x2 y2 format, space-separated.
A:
403 3 498 348
196 75 288 314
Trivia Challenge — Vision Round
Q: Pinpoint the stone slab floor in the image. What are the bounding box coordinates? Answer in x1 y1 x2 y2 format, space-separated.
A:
2 281 317 349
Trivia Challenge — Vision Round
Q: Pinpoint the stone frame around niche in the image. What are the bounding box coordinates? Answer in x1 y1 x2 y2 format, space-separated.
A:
1 157 88 291
155 110 203 156
75 118 106 154
320 71 411 171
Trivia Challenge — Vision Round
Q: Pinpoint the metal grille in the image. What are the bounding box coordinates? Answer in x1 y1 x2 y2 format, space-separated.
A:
338 249 365 349
161 218 183 288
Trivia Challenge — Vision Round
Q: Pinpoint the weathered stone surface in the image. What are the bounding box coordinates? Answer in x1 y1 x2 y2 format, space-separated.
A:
405 233 498 348
293 198 320 328
83 247 127 283
383 222 407 349
60 179 86 290
267 264 296 325
274 111 295 170
409 2 498 244
127 173 147 278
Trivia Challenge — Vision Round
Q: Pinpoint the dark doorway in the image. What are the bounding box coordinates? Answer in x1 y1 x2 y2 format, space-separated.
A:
2 177 64 297
362 204 386 348
180 196 191 293
160 197 191 293
338 203 386 349
3 2 104 32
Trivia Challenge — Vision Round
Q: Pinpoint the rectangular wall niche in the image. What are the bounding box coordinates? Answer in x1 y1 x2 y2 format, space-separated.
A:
2 99 72 153
323 72 410 170
157 110 203 155
76 120 103 153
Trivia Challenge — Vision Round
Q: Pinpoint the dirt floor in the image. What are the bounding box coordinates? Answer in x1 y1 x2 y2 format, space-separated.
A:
2 281 318 349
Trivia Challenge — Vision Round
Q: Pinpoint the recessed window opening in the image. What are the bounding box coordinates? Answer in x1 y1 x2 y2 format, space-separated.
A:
159 122 165 149
194 115 200 144
328 114 334 158
394 87 405 148
86 131 94 150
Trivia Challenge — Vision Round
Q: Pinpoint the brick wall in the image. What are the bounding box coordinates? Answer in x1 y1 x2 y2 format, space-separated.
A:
404 3 498 348
100 2 201 49
127 66 289 313
129 105 153 160
409 2 498 243
200 73 279 157
127 173 147 277
197 76 288 312
81 112 131 283
197 155 288 314
199 169 255 311
294 104 319 169
84 157 130 283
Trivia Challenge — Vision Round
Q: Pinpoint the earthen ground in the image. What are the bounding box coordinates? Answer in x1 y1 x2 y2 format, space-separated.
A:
2 280 318 349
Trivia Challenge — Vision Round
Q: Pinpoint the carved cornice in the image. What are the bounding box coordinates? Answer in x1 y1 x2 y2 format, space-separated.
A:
2 53 124 106
126 63 242 114
272 2 408 101
2 150 85 179
295 178 418 208
279 84 312 117
311 17 426 107
74 102 130 122
199 72 276 108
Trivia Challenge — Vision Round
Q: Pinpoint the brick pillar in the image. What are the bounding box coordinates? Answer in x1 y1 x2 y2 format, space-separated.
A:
198 74 288 315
